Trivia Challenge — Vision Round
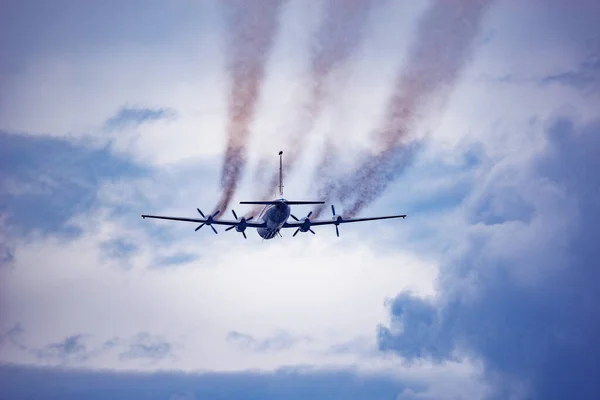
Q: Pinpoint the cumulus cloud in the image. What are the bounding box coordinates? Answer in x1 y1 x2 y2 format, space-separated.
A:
377 117 600 399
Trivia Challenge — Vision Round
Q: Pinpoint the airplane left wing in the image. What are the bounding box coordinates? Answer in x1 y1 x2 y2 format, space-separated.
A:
313 215 406 225
282 214 406 228
283 206 406 236
281 206 406 237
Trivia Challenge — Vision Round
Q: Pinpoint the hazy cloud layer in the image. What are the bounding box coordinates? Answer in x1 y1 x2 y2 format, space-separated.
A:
0 364 410 400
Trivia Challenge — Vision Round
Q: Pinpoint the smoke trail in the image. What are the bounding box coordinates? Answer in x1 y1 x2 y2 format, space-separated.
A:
312 141 419 218
313 0 493 218
214 0 284 214
256 0 385 201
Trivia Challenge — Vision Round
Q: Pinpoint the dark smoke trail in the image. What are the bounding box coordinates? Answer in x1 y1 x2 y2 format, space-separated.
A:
214 0 284 214
257 0 385 201
313 0 493 218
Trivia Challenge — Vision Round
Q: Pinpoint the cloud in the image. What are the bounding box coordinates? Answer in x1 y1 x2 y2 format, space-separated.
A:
103 106 176 131
0 215 14 267
100 237 138 259
378 293 453 363
155 252 199 268
541 50 600 93
3 326 176 367
377 116 600 399
0 323 26 351
0 132 147 236
0 244 12 266
36 334 89 362
327 336 376 358
118 332 174 362
227 330 309 352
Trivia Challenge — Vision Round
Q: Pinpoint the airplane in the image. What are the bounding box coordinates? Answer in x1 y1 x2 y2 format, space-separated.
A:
141 151 406 239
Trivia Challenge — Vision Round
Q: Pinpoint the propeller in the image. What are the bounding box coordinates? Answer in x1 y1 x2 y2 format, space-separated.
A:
195 208 220 234
225 209 254 239
331 205 343 237
291 211 315 237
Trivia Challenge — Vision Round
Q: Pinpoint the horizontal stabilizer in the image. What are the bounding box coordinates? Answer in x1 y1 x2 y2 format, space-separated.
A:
240 200 325 205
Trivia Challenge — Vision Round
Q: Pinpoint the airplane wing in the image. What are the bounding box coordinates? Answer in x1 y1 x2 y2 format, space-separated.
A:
282 214 406 228
281 206 406 237
312 215 406 225
141 215 265 227
141 209 266 234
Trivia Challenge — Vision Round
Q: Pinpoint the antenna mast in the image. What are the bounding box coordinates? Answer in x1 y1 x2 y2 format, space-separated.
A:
278 151 284 197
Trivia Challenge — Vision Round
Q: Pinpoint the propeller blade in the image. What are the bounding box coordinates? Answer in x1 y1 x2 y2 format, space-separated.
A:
225 226 235 231
309 229 315 235
293 229 300 237
246 216 254 221
306 211 313 218
231 209 238 220
331 205 336 216
335 225 339 237
212 210 220 218
242 231 247 239
195 223 205 231
291 214 299 221
210 225 218 234
197 208 205 218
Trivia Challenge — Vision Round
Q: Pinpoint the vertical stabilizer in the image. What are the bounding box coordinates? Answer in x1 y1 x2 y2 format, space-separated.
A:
278 151 284 197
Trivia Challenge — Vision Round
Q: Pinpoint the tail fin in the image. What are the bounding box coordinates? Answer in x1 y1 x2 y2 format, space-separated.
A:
242 152 324 205
278 151 284 197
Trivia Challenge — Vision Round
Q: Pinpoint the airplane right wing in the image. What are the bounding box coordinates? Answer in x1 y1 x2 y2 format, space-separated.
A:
141 209 266 235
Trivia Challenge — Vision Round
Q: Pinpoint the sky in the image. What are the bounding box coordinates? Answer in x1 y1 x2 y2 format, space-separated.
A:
1 0 599 399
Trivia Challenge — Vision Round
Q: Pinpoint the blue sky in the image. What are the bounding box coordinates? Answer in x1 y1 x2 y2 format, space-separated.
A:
1 1 599 399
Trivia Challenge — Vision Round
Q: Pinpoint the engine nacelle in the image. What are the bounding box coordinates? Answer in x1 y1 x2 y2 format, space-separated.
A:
235 219 248 232
299 218 312 232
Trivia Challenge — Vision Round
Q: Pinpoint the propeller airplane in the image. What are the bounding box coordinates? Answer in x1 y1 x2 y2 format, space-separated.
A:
141 151 406 239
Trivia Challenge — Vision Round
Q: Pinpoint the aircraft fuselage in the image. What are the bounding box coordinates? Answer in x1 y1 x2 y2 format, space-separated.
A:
256 199 291 239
